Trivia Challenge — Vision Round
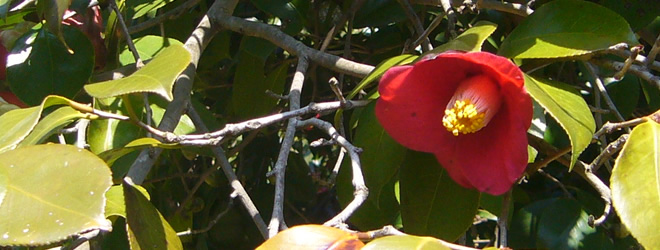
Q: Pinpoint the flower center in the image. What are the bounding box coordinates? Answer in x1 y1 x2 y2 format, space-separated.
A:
442 75 501 136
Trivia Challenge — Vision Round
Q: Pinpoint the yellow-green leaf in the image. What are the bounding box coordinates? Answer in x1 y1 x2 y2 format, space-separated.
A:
256 225 364 250
524 75 595 169
17 106 87 147
362 235 450 250
84 44 191 101
124 180 182 249
0 144 112 246
611 121 660 249
426 20 497 54
499 0 638 58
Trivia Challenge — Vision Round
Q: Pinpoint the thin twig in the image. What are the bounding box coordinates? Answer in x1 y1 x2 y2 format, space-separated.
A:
398 0 432 51
584 62 627 123
177 192 236 236
353 225 478 250
591 58 660 91
109 0 144 68
644 32 660 65
589 134 629 172
268 56 309 238
128 0 203 34
440 0 457 38
411 12 446 50
319 0 366 52
497 190 511 248
613 46 643 80
186 102 269 239
476 0 533 16
295 118 368 227
593 117 646 139
75 119 90 149
214 14 374 78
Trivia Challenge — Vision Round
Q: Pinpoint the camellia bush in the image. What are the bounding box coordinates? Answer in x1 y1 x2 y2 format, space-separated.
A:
0 0 659 249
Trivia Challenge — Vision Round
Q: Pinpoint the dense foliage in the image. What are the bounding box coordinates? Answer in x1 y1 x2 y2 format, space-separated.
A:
0 0 658 249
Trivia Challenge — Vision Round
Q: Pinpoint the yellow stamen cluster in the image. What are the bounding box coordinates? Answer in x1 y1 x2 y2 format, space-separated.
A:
442 99 486 136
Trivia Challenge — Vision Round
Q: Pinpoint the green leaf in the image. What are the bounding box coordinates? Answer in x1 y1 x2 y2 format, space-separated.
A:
123 180 183 249
17 106 88 147
36 0 72 51
119 35 184 66
399 150 480 241
536 199 612 249
362 235 450 250
509 198 558 248
0 95 85 153
84 44 191 101
251 0 304 34
0 0 9 20
88 96 145 154
99 137 179 166
426 20 498 54
336 102 405 229
524 74 595 170
7 26 94 105
611 121 660 249
129 0 173 19
0 144 112 246
498 0 638 59
105 185 126 218
600 0 660 31
346 54 417 100
0 167 6 208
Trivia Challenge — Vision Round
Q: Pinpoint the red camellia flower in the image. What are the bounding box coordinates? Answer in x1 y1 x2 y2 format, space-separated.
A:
375 51 532 195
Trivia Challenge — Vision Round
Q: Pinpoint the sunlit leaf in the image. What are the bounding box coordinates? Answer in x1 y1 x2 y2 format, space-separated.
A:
17 106 88 147
256 225 364 250
524 75 595 169
499 0 638 58
84 44 191 101
119 35 183 66
611 121 660 249
124 180 183 249
362 235 450 250
536 199 612 249
399 150 480 241
0 95 90 154
130 0 173 20
0 144 112 246
426 20 497 54
36 0 71 51
105 184 150 219
99 137 179 166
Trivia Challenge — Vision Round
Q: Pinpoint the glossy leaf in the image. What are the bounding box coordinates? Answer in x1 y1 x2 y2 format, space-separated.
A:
119 35 183 66
0 144 112 246
426 20 497 54
256 225 364 250
611 121 660 249
0 95 88 153
105 184 151 218
536 199 612 249
7 26 94 105
36 0 71 51
84 44 191 101
346 54 417 100
337 102 405 230
499 0 638 58
0 167 6 208
362 235 450 250
524 74 595 169
601 0 660 31
17 106 87 147
124 180 183 249
399 150 480 241
130 0 173 20
88 96 144 154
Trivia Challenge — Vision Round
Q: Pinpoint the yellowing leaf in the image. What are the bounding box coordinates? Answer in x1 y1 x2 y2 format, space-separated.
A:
611 121 660 249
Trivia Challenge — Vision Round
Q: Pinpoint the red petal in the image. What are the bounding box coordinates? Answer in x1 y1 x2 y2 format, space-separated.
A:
376 52 532 195
375 58 469 152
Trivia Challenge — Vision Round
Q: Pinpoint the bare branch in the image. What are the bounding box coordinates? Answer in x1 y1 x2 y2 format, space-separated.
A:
269 56 310 238
397 0 433 51
644 32 660 65
591 58 660 91
584 62 626 123
213 14 374 78
476 0 533 16
295 118 368 227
